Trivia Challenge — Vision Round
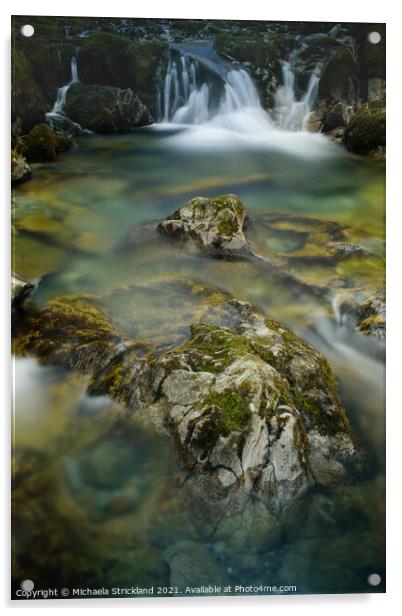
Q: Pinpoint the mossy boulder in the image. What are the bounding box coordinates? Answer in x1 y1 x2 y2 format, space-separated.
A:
344 107 386 154
158 194 251 256
13 295 127 373
77 32 165 114
155 298 359 514
65 82 153 133
11 50 46 134
22 123 73 162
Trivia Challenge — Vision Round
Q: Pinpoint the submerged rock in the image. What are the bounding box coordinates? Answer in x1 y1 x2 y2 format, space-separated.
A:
158 194 251 257
332 288 385 340
11 150 31 185
65 82 153 133
164 541 229 590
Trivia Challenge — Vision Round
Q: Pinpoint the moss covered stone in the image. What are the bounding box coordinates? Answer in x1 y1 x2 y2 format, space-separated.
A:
345 107 386 154
13 295 126 373
65 82 152 133
78 32 165 114
22 123 73 162
158 194 250 256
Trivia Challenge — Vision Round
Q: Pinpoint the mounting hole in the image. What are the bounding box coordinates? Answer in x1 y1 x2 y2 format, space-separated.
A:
21 24 34 38
368 31 381 45
20 579 35 592
367 573 381 586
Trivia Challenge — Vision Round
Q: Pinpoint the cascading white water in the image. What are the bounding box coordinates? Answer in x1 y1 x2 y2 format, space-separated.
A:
274 61 321 131
162 50 272 129
46 56 87 135
156 45 334 158
50 56 79 115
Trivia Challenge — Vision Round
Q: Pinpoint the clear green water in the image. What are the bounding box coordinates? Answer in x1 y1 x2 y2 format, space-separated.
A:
12 129 385 594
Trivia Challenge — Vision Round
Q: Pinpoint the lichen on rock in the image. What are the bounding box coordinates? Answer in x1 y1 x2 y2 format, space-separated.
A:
147 298 360 515
157 194 251 257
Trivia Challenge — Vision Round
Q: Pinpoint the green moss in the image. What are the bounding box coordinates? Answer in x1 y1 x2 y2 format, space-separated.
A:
203 391 250 434
345 107 386 154
22 124 71 162
13 295 122 373
184 324 251 373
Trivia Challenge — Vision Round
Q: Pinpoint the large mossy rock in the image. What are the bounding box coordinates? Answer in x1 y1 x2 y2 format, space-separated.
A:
154 299 359 514
13 281 360 519
158 194 251 257
65 82 153 133
77 33 165 115
344 107 386 154
11 50 46 134
22 123 73 162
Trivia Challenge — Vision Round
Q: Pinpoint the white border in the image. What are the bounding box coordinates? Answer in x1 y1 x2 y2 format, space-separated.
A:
2 1 401 613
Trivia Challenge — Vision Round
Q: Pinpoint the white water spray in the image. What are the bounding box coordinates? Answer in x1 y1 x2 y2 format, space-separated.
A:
274 61 321 131
157 45 333 157
50 56 79 115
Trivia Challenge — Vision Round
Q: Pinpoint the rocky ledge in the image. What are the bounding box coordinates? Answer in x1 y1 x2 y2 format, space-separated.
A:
13 277 361 521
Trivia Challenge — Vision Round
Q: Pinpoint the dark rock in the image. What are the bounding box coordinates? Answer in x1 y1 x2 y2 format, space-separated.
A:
22 123 73 162
322 102 354 132
65 82 153 133
344 107 386 154
11 50 46 134
318 46 359 106
77 32 165 115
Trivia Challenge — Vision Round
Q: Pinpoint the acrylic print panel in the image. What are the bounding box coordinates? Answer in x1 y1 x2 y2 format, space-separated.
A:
11 15 385 599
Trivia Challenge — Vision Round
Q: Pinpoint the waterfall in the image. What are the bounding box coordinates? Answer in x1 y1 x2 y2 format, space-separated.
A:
50 56 79 115
159 43 325 139
162 46 268 128
46 56 87 136
274 61 321 131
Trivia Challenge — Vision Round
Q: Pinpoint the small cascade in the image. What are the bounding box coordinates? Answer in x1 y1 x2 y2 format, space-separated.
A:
274 61 321 131
161 43 269 128
50 56 79 115
46 56 85 136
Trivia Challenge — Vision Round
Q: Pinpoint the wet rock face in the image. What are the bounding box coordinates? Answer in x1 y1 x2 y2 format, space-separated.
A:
151 299 359 514
158 194 251 257
65 82 153 133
